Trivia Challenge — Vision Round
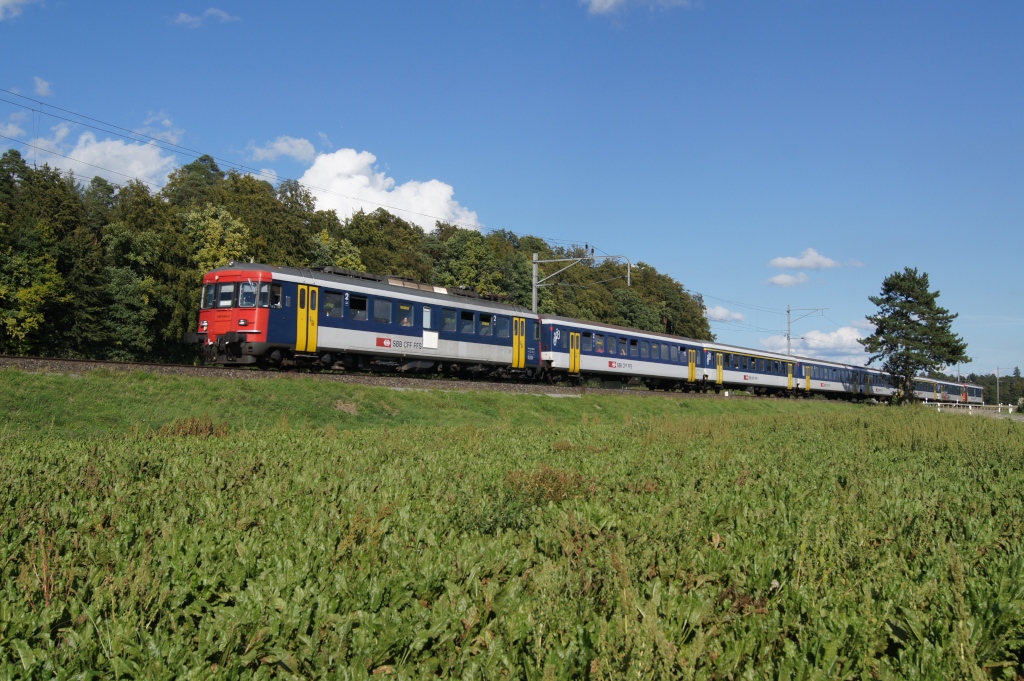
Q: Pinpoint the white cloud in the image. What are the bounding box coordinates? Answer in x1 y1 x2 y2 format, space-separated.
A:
134 112 184 145
0 112 25 137
0 0 39 21
28 123 177 187
33 76 52 97
769 248 840 270
583 0 627 13
249 136 316 163
759 325 868 366
318 132 334 150
299 148 480 231
582 0 693 14
767 272 808 287
706 305 745 323
246 168 278 185
174 7 239 27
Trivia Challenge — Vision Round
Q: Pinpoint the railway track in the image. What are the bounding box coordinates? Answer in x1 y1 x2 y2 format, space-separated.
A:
0 354 757 400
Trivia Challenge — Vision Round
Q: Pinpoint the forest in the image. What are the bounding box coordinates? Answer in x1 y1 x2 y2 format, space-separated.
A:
0 150 712 363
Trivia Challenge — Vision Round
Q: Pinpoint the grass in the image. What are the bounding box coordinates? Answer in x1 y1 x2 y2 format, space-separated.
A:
0 367 833 438
1 367 1023 678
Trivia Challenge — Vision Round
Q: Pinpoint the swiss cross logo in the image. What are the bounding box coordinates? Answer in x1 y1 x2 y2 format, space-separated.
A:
608 360 616 368
743 375 749 380
376 338 392 348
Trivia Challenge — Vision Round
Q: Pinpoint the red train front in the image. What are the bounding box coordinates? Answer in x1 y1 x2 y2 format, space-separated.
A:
184 265 277 364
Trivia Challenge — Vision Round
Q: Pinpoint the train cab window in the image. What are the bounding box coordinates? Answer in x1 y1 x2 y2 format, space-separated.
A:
496 316 510 338
640 341 649 358
619 338 628 356
460 311 475 334
479 315 493 336
651 343 659 360
629 339 639 357
442 308 456 332
216 283 235 308
557 329 568 350
200 284 215 309
257 283 270 308
423 306 433 330
269 284 283 309
238 282 257 308
582 333 592 352
374 299 392 324
671 346 679 362
324 292 344 317
595 334 605 353
349 295 368 321
397 304 414 327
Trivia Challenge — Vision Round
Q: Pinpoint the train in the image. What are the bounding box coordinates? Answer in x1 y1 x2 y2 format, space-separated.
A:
183 262 984 404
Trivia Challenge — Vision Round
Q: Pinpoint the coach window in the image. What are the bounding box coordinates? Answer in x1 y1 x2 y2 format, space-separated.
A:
629 339 639 357
374 298 392 324
595 334 605 353
442 308 456 332
496 316 510 338
269 284 283 308
423 306 433 330
582 333 592 352
670 346 679 362
640 341 649 358
619 338 628 356
480 315 493 336
349 295 368 321
397 303 414 327
651 343 659 360
216 283 235 308
534 324 540 341
323 292 344 318
461 311 475 334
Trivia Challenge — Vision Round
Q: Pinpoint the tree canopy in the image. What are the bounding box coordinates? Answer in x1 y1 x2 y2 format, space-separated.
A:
859 267 969 401
0 150 713 362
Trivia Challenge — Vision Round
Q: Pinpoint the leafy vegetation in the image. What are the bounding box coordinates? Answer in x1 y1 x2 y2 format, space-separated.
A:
0 150 711 362
1 368 1023 677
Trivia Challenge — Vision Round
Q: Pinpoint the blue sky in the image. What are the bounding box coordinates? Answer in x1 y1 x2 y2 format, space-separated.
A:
2 0 1021 374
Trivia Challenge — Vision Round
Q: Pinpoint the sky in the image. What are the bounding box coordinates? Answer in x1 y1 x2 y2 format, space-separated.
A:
2 0 1021 375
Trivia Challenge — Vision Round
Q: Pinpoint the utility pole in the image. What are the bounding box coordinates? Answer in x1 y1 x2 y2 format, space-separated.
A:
997 366 1000 405
531 250 632 314
786 306 828 356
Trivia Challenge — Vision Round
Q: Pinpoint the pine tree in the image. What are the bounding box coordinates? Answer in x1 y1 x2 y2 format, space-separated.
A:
859 267 969 401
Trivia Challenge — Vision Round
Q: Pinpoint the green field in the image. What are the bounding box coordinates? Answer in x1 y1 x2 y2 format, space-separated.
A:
2 369 1023 679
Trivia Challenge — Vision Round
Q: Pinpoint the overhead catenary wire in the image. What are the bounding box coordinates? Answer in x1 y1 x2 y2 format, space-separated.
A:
1 92 857 349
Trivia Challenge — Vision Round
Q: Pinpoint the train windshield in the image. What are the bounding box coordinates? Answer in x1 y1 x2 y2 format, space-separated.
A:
238 282 257 308
216 283 235 308
200 284 215 309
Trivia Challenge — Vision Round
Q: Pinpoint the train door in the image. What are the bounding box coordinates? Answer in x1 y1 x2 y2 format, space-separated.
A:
511 317 526 369
295 285 319 353
787 363 793 390
569 331 581 374
716 353 724 385
805 365 811 393
688 349 696 383
296 285 308 351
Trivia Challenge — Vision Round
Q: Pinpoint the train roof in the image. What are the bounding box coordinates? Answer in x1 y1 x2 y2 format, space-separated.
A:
211 262 535 316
